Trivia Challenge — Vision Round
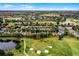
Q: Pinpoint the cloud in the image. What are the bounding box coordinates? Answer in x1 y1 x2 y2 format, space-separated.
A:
0 4 78 11
0 4 17 10
2 5 14 8
0 4 34 10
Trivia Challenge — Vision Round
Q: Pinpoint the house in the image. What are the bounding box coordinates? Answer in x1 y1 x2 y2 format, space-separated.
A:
0 28 6 32
60 21 74 26
5 17 25 21
52 32 58 36
66 27 79 37
73 18 79 21
58 26 65 35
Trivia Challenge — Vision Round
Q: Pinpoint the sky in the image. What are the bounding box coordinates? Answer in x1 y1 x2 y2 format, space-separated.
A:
0 3 79 10
0 0 79 3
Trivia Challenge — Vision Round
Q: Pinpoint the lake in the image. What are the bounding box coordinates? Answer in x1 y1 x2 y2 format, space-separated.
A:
0 40 17 51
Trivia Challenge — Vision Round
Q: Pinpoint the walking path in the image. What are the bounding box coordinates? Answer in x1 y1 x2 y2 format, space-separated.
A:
24 38 28 56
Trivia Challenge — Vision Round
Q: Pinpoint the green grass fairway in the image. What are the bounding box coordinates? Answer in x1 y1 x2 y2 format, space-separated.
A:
25 36 79 56
63 36 79 56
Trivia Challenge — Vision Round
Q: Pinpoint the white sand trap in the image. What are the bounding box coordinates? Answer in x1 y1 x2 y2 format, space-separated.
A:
36 50 41 54
48 45 53 48
44 49 49 54
29 48 34 51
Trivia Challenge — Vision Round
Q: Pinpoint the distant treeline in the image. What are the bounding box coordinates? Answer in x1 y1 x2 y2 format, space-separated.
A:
0 11 79 16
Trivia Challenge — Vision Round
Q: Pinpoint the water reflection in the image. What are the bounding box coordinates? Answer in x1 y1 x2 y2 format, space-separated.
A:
0 40 17 51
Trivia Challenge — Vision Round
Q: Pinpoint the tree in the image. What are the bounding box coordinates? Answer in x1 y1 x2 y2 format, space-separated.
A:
56 18 61 25
25 46 30 53
16 44 21 50
0 50 6 56
15 33 23 37
36 22 39 26
58 35 64 40
7 52 14 56
63 17 66 21
29 21 32 26
0 18 3 23
64 28 68 36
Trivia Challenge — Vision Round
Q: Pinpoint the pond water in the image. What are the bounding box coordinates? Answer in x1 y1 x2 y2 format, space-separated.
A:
0 41 17 51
